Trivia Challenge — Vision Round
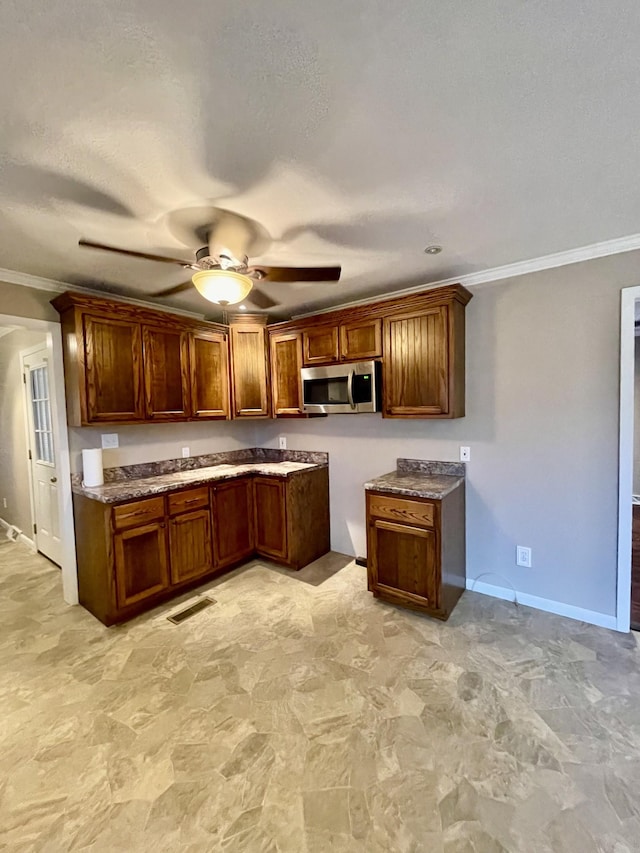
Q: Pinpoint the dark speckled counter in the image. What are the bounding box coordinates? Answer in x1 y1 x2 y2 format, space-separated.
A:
364 458 465 499
72 448 328 504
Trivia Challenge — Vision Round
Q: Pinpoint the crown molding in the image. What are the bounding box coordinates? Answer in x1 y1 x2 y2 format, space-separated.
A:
293 230 640 319
4 228 640 323
0 266 206 320
0 267 68 294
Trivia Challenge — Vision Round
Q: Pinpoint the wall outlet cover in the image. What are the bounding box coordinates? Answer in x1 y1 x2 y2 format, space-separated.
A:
278 436 287 450
460 446 471 462
101 433 119 449
516 546 532 568
182 447 190 458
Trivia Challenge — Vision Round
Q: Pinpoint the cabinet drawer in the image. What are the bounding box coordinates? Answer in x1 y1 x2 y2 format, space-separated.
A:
168 487 209 516
113 496 165 530
368 493 435 528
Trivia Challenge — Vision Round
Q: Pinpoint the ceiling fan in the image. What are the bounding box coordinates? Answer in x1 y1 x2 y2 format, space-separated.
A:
78 208 341 309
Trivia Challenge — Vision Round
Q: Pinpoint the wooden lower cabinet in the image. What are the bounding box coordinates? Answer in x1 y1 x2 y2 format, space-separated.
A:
114 521 170 609
73 467 330 625
366 484 465 620
212 478 254 568
168 509 213 584
254 477 287 559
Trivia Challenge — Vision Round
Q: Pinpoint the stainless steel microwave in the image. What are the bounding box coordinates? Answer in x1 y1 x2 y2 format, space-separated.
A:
301 360 381 414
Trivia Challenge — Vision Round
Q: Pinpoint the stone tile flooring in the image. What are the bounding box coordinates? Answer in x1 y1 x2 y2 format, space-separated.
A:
1 542 640 852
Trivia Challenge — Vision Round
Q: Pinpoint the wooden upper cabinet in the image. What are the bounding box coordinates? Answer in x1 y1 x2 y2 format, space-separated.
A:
229 317 270 418
52 293 230 426
303 325 339 365
190 331 230 419
270 331 304 416
302 319 381 365
383 306 451 418
84 315 144 422
142 325 190 420
340 319 382 361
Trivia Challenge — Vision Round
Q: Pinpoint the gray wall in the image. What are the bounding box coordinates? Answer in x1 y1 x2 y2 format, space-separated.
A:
67 420 259 474
0 329 48 534
634 337 640 495
0 281 59 322
257 251 640 619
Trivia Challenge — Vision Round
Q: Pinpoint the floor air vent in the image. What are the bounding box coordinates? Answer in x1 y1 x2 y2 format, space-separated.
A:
167 597 216 624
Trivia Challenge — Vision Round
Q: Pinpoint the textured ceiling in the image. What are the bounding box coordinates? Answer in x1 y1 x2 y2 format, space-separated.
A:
1 0 640 319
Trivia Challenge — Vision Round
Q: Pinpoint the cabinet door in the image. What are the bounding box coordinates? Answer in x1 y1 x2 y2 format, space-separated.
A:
142 325 190 420
213 478 254 568
302 325 339 365
190 331 230 419
253 477 287 559
383 307 449 417
168 509 213 585
84 315 143 421
114 521 169 609
340 319 382 360
270 332 304 416
368 519 438 609
230 324 270 418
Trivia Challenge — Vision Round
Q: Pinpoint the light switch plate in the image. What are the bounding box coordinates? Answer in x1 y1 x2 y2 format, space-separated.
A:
459 446 471 462
101 433 119 449
182 447 190 458
279 436 287 450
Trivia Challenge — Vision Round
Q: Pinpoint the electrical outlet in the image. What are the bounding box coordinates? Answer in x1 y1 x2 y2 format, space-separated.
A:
2 498 7 509
278 436 287 450
182 447 190 458
459 446 471 462
516 546 532 568
101 433 119 449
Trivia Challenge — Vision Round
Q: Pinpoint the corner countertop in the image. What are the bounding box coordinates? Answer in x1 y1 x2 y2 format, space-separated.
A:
364 458 465 500
73 461 322 504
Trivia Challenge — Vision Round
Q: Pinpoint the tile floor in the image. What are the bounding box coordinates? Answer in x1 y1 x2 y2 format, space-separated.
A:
1 542 640 852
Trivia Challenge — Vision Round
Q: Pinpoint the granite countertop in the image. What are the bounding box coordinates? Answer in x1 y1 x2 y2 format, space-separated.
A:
74 461 321 504
364 458 465 499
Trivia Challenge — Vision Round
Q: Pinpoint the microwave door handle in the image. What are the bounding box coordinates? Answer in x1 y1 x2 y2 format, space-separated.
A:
347 369 356 410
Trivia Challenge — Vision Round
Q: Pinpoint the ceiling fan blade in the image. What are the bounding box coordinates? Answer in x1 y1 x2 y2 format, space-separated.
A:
245 287 279 309
79 239 193 267
151 280 194 298
163 206 271 257
247 265 341 283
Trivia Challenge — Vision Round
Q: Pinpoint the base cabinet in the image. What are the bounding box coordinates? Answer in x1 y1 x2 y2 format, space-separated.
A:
366 484 465 620
168 509 213 585
114 521 170 609
73 467 330 625
254 477 287 559
212 478 254 568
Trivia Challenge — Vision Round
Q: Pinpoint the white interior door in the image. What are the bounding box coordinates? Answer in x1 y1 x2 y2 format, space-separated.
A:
22 347 62 566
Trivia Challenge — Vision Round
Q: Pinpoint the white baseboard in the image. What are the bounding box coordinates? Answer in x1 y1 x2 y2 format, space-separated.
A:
466 578 618 631
0 516 36 552
18 533 36 551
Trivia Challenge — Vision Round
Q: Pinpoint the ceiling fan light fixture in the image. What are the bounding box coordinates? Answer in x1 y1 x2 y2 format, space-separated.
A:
191 269 253 306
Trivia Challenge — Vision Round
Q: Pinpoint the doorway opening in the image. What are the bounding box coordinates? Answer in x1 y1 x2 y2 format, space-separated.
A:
0 313 77 604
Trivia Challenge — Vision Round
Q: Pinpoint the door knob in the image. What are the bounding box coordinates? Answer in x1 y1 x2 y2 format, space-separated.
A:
50 477 57 483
